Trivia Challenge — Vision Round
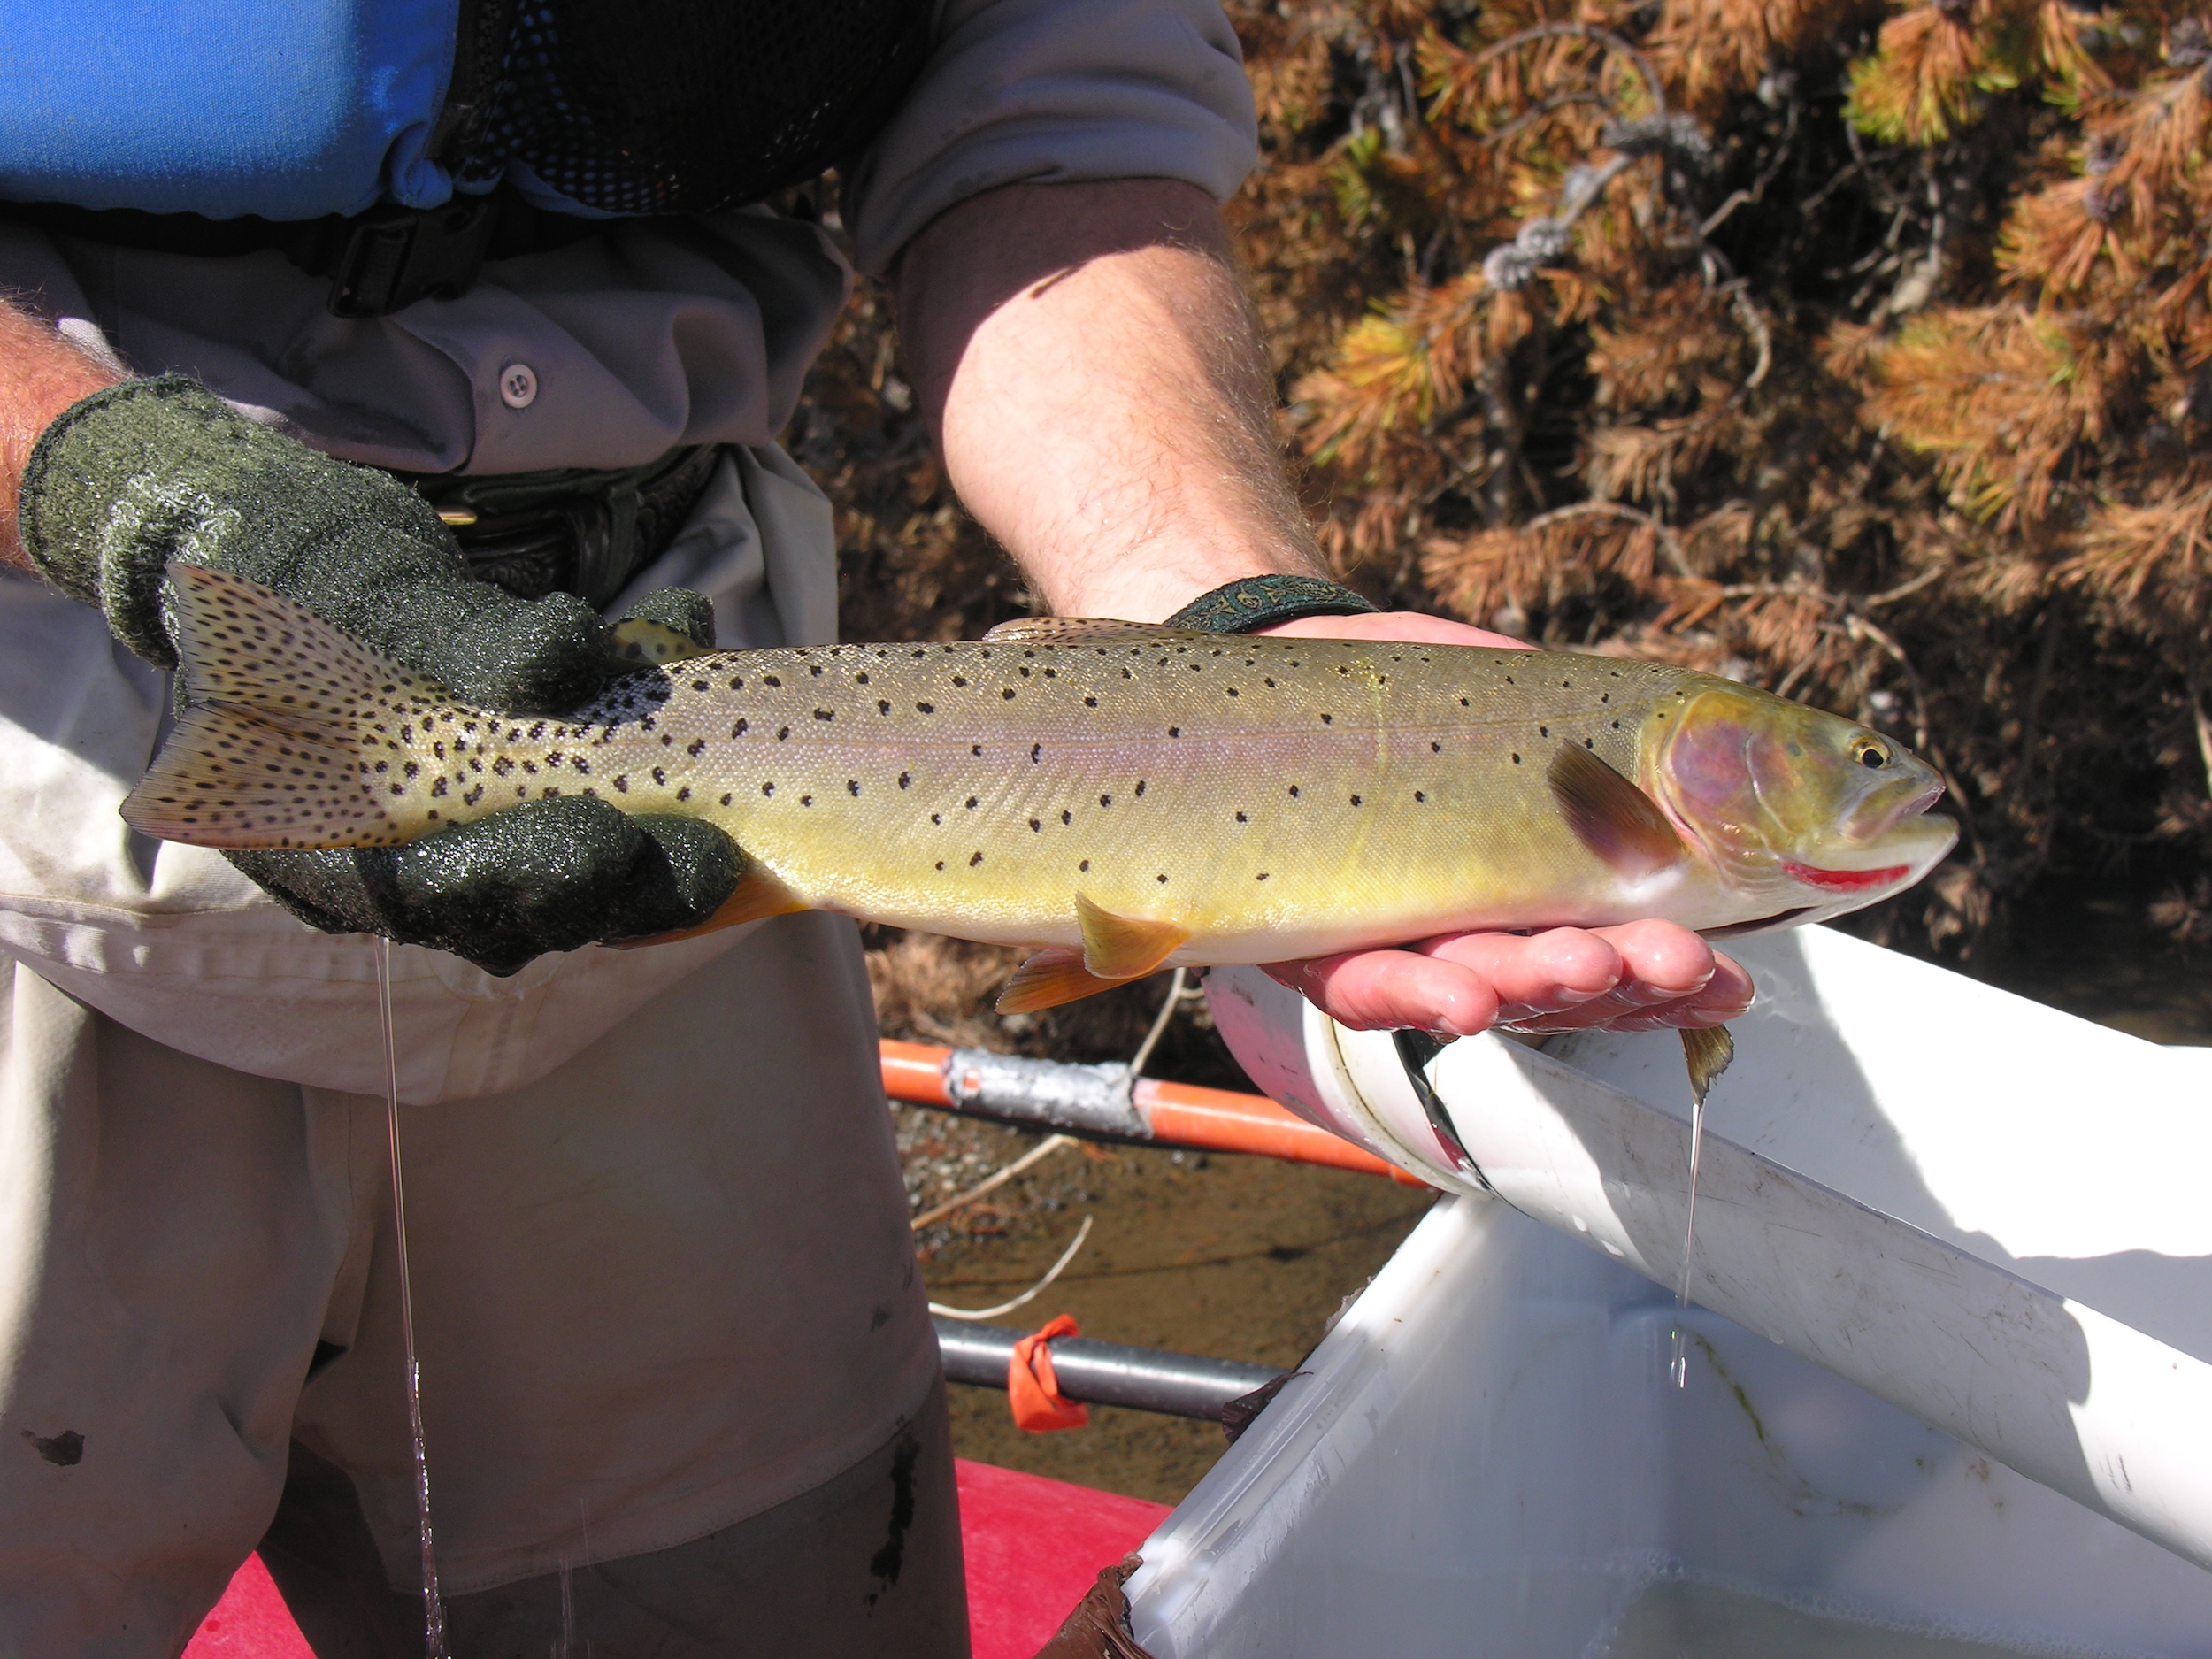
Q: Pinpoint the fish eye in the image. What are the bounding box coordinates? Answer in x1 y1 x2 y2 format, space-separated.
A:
1851 737 1889 769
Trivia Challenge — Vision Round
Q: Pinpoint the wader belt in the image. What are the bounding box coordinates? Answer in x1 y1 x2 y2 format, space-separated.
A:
398 444 722 606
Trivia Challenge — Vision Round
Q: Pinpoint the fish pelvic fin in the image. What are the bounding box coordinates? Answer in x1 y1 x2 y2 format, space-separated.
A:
997 948 1125 1014
120 566 413 849
982 617 1212 646
612 861 809 949
1547 743 1687 879
1074 894 1191 980
1681 1024 1735 1108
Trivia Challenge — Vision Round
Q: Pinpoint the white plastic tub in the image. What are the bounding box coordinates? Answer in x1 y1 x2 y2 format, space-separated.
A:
1142 932 2212 1655
1125 1193 2212 1657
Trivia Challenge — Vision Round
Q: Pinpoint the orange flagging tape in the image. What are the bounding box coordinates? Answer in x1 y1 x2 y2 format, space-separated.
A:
1009 1314 1090 1432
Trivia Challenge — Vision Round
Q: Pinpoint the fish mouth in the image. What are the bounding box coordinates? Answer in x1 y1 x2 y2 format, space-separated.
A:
1847 779 1946 843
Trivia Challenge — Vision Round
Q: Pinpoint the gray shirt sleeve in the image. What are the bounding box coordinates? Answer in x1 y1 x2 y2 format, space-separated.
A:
841 0 1260 275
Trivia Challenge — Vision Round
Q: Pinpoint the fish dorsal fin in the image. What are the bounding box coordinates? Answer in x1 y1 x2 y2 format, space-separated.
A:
1547 744 1686 879
997 948 1124 1014
609 618 716 666
1681 1024 1735 1108
1075 893 1191 980
982 617 1212 646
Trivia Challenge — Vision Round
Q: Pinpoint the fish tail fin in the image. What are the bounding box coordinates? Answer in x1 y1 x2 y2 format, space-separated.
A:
121 565 415 849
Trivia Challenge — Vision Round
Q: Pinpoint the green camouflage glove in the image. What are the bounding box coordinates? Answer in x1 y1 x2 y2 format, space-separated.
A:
19 375 741 975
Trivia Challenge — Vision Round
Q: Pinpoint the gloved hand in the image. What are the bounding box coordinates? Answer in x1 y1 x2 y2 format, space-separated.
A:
19 375 741 974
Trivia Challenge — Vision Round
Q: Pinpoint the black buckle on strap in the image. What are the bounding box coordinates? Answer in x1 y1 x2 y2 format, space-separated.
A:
321 196 503 319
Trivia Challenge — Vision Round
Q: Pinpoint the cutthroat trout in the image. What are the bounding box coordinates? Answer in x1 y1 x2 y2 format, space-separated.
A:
124 567 1955 1036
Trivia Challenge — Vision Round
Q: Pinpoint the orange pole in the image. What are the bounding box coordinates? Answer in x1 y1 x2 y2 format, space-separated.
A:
880 1039 954 1107
877 1040 1425 1187
1134 1076 1426 1186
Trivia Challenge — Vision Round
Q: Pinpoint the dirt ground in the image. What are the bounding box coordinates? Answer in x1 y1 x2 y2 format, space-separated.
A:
903 1099 1432 1504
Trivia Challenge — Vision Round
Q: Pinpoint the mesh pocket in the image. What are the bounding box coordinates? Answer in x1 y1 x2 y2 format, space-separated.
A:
457 0 933 216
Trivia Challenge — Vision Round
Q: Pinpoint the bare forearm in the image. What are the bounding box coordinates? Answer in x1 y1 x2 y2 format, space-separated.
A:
0 298 121 570
896 179 1326 621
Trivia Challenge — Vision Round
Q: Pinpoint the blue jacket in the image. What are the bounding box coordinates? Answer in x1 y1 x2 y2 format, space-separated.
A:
0 0 463 219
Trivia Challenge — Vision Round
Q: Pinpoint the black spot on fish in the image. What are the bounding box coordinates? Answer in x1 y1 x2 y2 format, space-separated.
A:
1350 795 1363 806
935 861 945 871
728 676 744 689
1135 780 1146 796
965 796 979 810
815 708 834 721
764 675 781 687
801 795 813 806
1287 785 1300 797
1235 810 1248 822
778 726 791 741
1168 726 1180 738
652 767 665 785
1061 810 1071 825
677 787 691 802
688 739 707 757
951 676 968 687
1079 859 1091 872
1100 794 1112 807
1256 872 1270 881
1030 818 1041 831
1031 743 1041 762
917 702 934 714
763 783 776 796
879 700 892 715
1002 688 1017 700
1319 713 1332 725
720 793 732 806
1414 790 1425 802
612 775 627 791
849 780 861 795
969 850 983 865
898 772 911 789
1511 753 1522 764
810 665 823 677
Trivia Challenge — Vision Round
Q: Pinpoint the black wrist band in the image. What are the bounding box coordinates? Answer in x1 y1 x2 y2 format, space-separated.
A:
1164 574 1381 634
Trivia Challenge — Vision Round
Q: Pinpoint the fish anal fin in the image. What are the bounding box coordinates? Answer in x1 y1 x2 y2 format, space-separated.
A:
1681 1024 1735 1108
997 948 1124 1014
1074 893 1191 980
613 862 808 949
1548 744 1686 879
982 617 1212 646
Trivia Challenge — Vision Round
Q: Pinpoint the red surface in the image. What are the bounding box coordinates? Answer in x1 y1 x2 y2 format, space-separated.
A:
181 1553 312 1659
956 1457 1170 1658
184 1458 1168 1659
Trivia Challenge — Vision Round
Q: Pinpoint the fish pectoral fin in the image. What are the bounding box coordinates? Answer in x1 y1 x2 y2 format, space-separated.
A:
608 618 717 666
1074 894 1192 980
1680 1024 1735 1108
982 617 1212 646
611 862 809 949
1547 744 1687 879
997 949 1125 1014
